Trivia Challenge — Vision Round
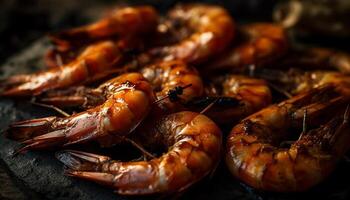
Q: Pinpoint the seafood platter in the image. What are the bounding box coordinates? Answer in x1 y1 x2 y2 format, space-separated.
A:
0 0 350 199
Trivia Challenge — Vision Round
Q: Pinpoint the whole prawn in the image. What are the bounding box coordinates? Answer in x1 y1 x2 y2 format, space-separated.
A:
50 6 158 50
44 36 144 69
6 73 155 151
148 4 235 64
0 40 132 97
37 60 203 113
187 75 271 124
56 111 222 195
226 85 350 192
204 23 288 72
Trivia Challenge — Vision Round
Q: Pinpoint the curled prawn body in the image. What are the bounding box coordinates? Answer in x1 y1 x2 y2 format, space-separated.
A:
50 6 158 50
188 75 271 124
0 40 128 97
149 4 235 64
205 23 288 72
44 36 144 69
7 73 155 150
57 111 222 195
226 85 350 192
37 60 203 113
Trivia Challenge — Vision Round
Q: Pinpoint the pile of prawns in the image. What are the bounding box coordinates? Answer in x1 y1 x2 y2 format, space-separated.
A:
2 3 350 195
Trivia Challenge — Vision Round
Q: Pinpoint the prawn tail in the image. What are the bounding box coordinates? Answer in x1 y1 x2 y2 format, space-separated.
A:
0 74 31 97
16 129 67 153
0 74 29 86
58 150 137 194
6 117 57 141
56 150 111 171
65 171 116 188
0 72 59 97
57 150 128 190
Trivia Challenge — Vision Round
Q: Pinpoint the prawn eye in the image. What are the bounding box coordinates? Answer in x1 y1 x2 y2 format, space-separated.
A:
174 86 184 95
167 88 180 102
167 84 192 102
154 84 193 104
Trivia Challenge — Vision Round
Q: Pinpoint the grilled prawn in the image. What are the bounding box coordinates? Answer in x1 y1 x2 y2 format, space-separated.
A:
57 111 222 195
0 40 132 97
44 36 144 69
149 4 235 64
7 73 155 151
188 75 271 124
204 23 288 72
38 60 203 113
50 6 158 50
226 85 350 192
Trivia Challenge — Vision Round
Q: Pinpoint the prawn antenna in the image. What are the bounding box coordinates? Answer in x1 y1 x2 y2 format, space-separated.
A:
154 84 192 104
343 104 349 124
124 137 155 160
31 101 70 117
267 82 292 98
248 64 256 77
200 98 218 114
298 108 308 141
302 108 308 133
55 53 63 66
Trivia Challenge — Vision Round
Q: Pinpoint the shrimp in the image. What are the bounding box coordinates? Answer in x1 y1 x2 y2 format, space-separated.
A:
255 68 350 96
204 23 288 72
226 85 350 192
0 40 131 97
187 75 271 124
37 60 203 113
50 6 158 51
56 111 222 195
45 34 147 69
148 4 235 64
6 73 155 150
